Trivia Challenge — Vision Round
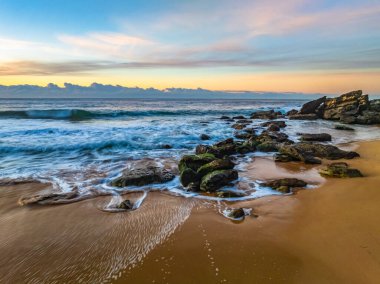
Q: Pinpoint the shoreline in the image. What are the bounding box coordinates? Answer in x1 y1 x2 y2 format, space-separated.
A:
0 139 379 283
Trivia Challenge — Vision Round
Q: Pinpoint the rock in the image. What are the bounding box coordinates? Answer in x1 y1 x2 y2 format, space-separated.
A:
231 123 248 130
180 168 200 187
178 153 216 173
256 142 280 152
200 134 211 140
232 115 246 119
299 96 326 115
111 165 175 187
323 90 369 122
196 139 240 158
278 142 359 164
319 162 363 178
216 191 246 198
369 99 380 112
236 119 252 124
251 110 282 120
234 132 254 140
220 116 231 120
18 190 80 206
274 153 295 162
335 125 355 131
161 144 173 149
286 109 298 116
288 113 318 120
261 120 287 128
300 133 332 142
262 178 307 193
197 158 235 177
227 208 246 219
244 128 256 134
187 182 201 192
200 170 238 192
355 110 380 124
267 124 280 132
116 199 133 210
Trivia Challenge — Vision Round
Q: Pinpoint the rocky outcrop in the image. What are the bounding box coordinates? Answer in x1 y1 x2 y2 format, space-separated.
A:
299 96 326 116
262 178 307 193
291 90 380 125
277 142 359 164
300 133 332 142
319 162 363 178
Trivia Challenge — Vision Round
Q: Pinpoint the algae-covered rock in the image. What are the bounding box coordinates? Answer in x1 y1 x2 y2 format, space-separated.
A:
200 170 238 192
216 190 246 198
278 142 359 164
178 153 216 173
180 168 200 187
111 166 175 187
262 178 307 193
197 158 235 177
256 142 280 152
319 162 363 178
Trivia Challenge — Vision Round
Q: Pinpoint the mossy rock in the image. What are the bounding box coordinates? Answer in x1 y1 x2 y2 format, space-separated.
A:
197 159 235 177
319 162 363 178
262 178 307 193
180 168 200 187
256 142 279 152
200 170 238 192
178 153 216 173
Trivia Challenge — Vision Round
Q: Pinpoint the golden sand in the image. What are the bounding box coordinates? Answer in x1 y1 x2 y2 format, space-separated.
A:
1 141 380 283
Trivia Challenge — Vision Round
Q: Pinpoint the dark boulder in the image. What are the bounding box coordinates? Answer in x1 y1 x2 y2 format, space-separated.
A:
319 162 363 178
286 109 298 116
335 125 354 131
216 190 246 198
300 133 332 142
220 115 231 120
262 178 307 193
261 120 287 128
200 134 211 140
180 168 200 187
111 165 175 187
234 132 254 140
232 123 248 130
226 208 246 219
299 96 326 115
232 115 246 119
267 124 280 132
200 170 238 192
251 110 282 120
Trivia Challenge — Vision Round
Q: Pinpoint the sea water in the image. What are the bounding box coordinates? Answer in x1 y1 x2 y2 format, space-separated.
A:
1 98 379 202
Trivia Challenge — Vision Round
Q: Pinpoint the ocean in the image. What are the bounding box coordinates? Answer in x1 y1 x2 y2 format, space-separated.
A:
1 98 380 203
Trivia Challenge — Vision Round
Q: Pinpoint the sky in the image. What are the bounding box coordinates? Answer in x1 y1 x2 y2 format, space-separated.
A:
0 0 380 94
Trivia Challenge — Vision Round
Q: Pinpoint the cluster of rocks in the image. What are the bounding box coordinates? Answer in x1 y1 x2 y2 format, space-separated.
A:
105 90 373 210
287 90 380 124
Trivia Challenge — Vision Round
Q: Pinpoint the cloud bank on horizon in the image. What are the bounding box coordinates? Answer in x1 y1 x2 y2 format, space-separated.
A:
0 0 379 94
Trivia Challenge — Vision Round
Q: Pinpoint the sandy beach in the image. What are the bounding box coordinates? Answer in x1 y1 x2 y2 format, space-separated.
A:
0 139 379 283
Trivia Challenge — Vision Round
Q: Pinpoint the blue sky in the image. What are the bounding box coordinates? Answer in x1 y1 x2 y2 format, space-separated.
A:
0 0 379 93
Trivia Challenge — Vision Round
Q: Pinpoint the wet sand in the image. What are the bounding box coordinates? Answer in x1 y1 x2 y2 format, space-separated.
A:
1 140 380 283
122 140 380 284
